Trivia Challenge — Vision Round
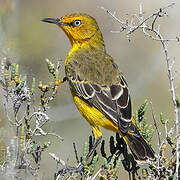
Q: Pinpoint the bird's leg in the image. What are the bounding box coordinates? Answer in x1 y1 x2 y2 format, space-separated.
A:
86 136 102 160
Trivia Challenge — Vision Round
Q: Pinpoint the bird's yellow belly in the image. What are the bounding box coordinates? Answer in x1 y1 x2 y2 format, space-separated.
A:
72 94 119 138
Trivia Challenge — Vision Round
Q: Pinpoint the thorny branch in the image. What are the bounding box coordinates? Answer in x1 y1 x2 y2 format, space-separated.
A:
102 2 179 179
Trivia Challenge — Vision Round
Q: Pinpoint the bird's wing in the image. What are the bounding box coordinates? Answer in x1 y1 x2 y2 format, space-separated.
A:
67 67 133 134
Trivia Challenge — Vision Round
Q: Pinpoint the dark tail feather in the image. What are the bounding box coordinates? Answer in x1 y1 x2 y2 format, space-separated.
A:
124 131 155 162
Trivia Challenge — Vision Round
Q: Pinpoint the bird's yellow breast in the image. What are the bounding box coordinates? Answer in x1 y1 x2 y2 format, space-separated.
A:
71 92 119 139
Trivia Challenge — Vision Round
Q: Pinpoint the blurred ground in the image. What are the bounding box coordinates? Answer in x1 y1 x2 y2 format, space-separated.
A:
0 0 180 179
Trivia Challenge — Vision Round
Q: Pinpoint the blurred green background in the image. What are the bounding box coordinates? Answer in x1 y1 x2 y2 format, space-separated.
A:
0 0 179 179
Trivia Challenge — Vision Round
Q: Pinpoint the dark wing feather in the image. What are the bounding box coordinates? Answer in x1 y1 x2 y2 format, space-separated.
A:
68 69 133 134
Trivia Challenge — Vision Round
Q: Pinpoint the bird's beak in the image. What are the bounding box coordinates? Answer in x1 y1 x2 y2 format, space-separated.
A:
41 18 68 26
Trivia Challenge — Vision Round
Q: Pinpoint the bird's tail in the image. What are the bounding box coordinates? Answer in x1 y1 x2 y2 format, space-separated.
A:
124 125 155 162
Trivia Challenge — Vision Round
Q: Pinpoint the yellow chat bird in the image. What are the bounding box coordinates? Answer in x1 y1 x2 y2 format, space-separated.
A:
41 14 155 162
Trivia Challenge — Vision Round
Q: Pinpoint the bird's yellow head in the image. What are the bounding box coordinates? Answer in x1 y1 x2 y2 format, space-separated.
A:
41 13 104 49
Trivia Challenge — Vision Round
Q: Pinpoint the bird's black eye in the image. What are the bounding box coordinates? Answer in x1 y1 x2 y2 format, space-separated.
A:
73 20 82 27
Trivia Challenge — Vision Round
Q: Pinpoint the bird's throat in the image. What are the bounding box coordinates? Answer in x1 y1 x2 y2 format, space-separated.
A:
65 31 105 65
71 31 105 52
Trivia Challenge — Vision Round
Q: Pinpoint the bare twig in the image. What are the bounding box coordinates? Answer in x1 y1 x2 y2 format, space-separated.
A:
49 153 66 166
150 101 161 146
73 142 79 164
90 168 102 180
102 2 179 179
